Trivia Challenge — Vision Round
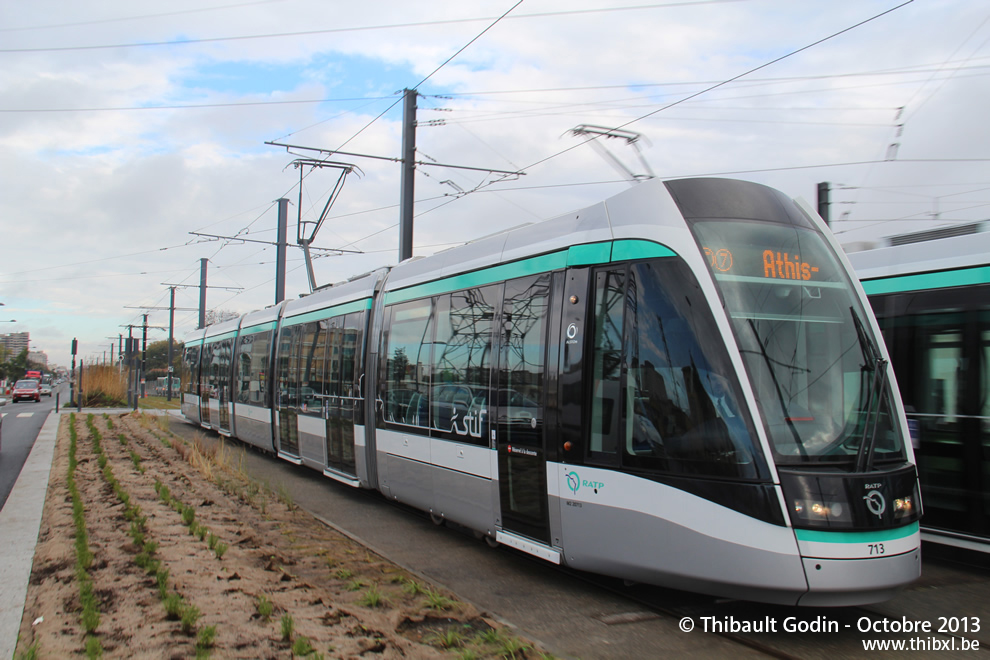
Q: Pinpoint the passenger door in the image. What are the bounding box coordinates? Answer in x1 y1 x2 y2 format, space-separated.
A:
275 324 301 458
325 313 363 476
496 274 553 543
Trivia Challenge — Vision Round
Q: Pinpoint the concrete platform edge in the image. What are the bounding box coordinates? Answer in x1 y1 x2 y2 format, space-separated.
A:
0 411 59 660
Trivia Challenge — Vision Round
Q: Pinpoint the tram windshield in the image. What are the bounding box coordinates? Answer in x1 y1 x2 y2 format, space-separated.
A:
691 220 907 466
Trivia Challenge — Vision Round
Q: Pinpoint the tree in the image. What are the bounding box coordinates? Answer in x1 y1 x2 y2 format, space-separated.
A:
204 309 240 326
144 339 184 378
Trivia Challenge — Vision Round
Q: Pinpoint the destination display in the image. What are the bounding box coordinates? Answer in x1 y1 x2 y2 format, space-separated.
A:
702 245 828 282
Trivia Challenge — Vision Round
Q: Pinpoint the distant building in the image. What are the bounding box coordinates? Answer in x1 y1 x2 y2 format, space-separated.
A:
0 332 29 357
28 351 48 368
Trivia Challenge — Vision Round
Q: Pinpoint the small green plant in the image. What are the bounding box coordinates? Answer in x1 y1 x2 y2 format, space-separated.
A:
345 579 366 592
476 628 503 645
156 567 170 599
280 612 295 642
401 578 424 596
291 636 315 656
181 603 202 635
497 635 530 660
429 628 464 649
79 579 100 633
214 541 228 559
196 624 217 650
334 568 353 580
357 585 386 608
181 505 196 527
84 635 103 659
424 588 455 611
256 594 274 621
207 533 218 550
164 593 184 620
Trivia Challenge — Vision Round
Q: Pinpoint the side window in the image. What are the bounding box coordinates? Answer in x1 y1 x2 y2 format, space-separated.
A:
276 324 298 408
342 311 365 404
200 342 215 398
588 260 763 479
499 274 551 448
432 286 499 445
382 298 435 431
590 269 625 459
182 344 200 396
235 329 271 406
297 321 328 416
215 338 233 403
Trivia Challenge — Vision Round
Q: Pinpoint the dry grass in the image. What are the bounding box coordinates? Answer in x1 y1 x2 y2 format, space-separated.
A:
79 365 128 407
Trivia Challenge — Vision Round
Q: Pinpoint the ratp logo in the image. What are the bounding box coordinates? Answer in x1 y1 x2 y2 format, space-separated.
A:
566 471 581 494
863 490 886 518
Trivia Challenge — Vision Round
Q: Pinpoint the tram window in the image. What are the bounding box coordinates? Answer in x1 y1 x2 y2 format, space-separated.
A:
589 260 764 479
341 312 364 400
498 274 550 458
590 269 625 458
382 298 435 431
211 338 233 404
276 324 299 408
431 286 498 445
199 342 214 397
297 320 328 416
182 344 200 396
235 329 271 406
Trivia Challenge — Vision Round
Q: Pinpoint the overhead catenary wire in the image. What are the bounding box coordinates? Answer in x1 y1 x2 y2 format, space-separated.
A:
0 1 752 52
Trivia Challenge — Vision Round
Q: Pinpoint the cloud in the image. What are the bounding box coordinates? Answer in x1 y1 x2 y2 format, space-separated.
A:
0 0 988 366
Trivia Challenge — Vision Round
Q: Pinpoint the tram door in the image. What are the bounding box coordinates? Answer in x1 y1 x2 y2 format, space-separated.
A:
496 274 552 544
216 337 233 435
324 315 360 476
199 342 212 427
275 324 301 458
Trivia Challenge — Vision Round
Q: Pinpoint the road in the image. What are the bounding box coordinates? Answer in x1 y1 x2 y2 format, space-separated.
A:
0 382 68 510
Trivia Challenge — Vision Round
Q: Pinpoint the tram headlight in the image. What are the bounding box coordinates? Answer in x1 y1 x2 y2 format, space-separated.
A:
894 496 913 519
793 499 850 524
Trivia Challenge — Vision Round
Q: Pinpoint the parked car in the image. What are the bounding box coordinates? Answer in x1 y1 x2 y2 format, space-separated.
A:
12 379 42 402
0 396 6 450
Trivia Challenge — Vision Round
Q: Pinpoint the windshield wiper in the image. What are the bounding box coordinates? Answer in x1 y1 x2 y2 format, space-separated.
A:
850 307 888 472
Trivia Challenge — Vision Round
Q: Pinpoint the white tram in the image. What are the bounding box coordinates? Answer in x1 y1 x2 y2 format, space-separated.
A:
182 178 922 605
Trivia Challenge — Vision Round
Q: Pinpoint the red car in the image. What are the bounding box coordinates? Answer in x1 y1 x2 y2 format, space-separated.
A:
12 379 42 402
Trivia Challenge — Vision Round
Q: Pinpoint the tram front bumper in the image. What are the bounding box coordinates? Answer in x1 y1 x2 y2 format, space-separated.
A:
795 523 922 606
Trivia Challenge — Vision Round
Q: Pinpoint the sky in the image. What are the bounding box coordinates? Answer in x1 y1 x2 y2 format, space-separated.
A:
1 0 988 368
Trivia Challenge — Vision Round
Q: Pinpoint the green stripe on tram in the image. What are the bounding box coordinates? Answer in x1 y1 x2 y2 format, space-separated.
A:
386 239 677 305
861 266 990 295
283 298 373 327
794 522 919 544
239 321 277 336
204 330 238 342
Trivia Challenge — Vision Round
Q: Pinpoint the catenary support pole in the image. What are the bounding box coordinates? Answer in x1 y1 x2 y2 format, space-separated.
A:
398 88 417 263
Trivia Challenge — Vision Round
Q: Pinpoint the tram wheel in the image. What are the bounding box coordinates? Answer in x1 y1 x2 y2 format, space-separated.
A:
484 534 499 548
430 511 444 526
